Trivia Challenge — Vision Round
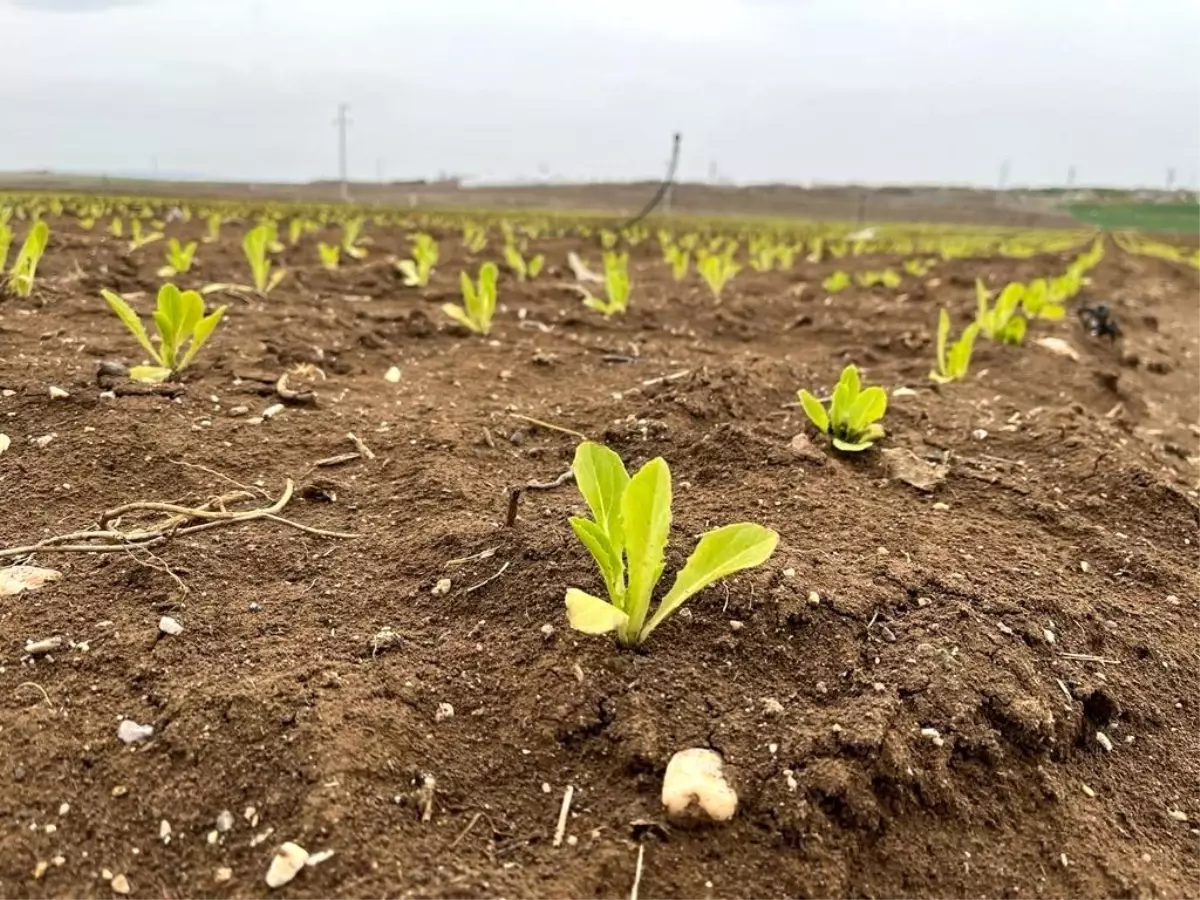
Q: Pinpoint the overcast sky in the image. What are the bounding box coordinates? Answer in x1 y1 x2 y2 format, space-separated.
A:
1 0 1197 187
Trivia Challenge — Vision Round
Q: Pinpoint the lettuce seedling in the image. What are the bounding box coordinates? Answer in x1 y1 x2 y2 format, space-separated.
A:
157 238 198 278
1020 278 1065 320
798 364 887 452
696 248 741 301
127 218 163 252
664 244 690 281
201 212 222 244
929 309 980 384
463 223 488 254
582 252 631 317
6 221 49 298
101 283 227 382
442 261 498 334
318 242 341 270
108 217 124 238
396 233 438 286
242 224 286 295
341 217 369 259
565 441 779 647
822 270 851 293
502 242 544 282
0 221 11 273
975 279 1027 344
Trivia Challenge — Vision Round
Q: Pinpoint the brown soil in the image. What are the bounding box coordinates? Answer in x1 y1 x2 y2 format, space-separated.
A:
1 218 1198 900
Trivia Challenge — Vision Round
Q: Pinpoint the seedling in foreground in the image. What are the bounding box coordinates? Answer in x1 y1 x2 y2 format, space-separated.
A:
442 261 498 334
127 218 163 252
929 309 980 384
101 283 227 382
565 441 779 647
243 224 287 295
6 221 49 298
798 364 888 452
341 217 369 259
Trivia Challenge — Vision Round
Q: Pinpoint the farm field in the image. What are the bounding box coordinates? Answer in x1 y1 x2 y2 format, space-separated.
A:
1 196 1198 899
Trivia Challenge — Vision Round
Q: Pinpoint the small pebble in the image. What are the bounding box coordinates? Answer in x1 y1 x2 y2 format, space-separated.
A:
112 785 128 797
214 868 233 883
159 820 171 843
1080 561 1091 573
216 810 235 832
539 623 555 639
762 697 784 716
265 842 309 888
248 602 262 612
932 502 950 511
261 403 284 419
32 860 48 879
117 720 153 743
59 802 70 815
158 616 183 636
729 620 744 631
431 578 451 596
384 366 402 383
1169 809 1189 822
807 590 820 607
782 567 796 579
111 873 130 894
972 429 988 440
228 405 249 417
49 386 70 399
435 702 455 722
1096 731 1114 752
1082 785 1096 798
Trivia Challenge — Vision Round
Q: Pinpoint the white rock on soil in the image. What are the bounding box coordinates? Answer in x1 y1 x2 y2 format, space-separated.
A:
117 720 154 743
431 578 451 596
662 748 738 824
111 873 130 894
216 810 235 832
265 842 309 888
384 366 402 383
214 867 233 883
48 386 70 399
0 433 10 456
0 565 63 597
435 702 455 722
158 616 183 636
261 403 284 419
25 636 64 655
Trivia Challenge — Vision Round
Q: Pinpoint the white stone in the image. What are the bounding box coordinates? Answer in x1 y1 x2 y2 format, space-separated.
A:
662 748 738 823
49 386 70 399
265 842 309 889
117 720 154 743
158 616 183 636
384 366 402 383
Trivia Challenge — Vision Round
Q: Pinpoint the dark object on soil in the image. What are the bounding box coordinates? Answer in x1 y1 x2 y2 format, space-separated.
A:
1078 303 1121 341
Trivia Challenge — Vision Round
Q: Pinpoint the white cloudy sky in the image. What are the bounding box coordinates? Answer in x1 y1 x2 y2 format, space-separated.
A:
1 0 1197 187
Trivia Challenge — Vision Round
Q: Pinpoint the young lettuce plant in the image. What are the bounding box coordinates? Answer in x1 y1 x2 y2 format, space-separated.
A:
318 242 341 271
201 212 222 244
243 224 287 295
502 242 544 282
1020 278 1066 320
975 280 1027 345
6 221 49 299
463 222 488 254
696 248 741 301
822 270 851 293
101 283 226 382
0 221 11 273
565 441 779 647
929 310 980 384
157 238 198 278
664 244 690 281
127 218 163 252
442 261 498 334
582 251 631 317
108 217 124 238
798 364 888 452
396 233 438 286
341 217 369 259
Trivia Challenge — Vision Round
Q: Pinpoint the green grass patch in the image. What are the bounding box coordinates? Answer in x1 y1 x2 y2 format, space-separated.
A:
1068 202 1199 234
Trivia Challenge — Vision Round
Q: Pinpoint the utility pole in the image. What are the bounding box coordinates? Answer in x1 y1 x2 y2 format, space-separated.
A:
995 158 1011 206
1067 164 1076 187
1166 166 1176 191
333 103 352 201
661 133 681 214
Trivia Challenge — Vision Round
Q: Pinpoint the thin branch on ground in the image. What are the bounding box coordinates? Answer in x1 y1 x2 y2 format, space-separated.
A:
0 479 354 559
465 561 511 594
505 468 575 527
508 413 588 442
